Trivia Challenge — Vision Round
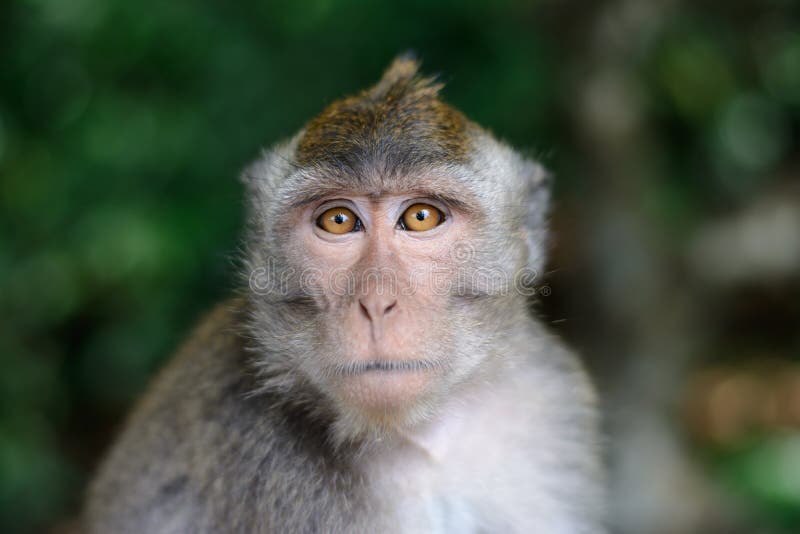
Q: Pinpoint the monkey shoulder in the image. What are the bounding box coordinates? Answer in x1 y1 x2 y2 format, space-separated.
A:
84 299 243 531
85 299 355 533
500 325 605 531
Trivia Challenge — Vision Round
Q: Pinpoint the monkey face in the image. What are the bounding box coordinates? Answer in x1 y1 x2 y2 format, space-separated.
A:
282 190 477 424
244 150 541 439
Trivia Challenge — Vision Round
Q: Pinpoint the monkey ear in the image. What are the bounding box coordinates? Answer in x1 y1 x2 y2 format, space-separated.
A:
239 138 299 201
521 158 552 275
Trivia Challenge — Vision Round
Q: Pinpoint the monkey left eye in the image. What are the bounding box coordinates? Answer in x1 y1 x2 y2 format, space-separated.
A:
399 203 444 232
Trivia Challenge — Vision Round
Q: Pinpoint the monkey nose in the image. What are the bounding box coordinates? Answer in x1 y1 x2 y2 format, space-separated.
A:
358 297 398 323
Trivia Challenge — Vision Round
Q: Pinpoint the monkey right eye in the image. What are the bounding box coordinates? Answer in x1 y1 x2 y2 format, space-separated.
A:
316 207 362 234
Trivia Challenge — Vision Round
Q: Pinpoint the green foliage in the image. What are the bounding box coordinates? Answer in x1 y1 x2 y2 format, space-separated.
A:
1 0 798 532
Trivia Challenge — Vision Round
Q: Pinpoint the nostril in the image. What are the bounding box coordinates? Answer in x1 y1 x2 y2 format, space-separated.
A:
359 301 371 320
383 301 397 316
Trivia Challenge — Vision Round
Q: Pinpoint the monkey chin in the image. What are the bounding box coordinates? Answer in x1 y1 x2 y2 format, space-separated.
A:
332 365 441 434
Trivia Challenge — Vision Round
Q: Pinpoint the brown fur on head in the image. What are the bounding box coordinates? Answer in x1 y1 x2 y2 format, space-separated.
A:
296 55 469 170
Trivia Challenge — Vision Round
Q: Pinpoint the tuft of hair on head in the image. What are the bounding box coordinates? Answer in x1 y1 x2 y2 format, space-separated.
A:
366 53 444 101
295 53 468 170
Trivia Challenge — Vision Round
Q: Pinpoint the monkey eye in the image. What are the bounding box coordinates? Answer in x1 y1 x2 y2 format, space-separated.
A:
317 207 362 234
399 203 444 232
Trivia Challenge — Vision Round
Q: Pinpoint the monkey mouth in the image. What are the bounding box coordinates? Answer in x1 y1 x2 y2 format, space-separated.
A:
327 359 443 377
327 358 444 413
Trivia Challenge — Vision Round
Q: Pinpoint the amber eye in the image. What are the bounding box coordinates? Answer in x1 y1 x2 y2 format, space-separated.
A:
317 207 359 234
401 203 443 232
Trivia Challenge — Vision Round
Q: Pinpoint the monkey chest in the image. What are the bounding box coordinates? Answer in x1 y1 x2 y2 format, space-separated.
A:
366 451 529 533
364 425 533 533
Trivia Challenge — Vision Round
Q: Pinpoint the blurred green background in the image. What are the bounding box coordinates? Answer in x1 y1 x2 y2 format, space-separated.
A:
1 0 799 532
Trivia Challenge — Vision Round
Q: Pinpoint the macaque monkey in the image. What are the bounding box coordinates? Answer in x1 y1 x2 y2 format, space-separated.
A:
84 56 605 533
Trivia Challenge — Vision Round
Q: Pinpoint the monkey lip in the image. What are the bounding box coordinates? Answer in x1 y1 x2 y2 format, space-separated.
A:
329 359 442 376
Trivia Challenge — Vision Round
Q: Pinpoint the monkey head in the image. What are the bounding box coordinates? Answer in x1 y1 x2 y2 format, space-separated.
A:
242 56 550 444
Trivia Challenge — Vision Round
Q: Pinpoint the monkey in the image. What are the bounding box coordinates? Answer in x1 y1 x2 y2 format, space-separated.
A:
83 55 605 533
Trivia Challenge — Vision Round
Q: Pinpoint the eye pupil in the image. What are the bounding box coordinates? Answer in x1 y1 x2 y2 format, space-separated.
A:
334 214 345 224
415 210 426 221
